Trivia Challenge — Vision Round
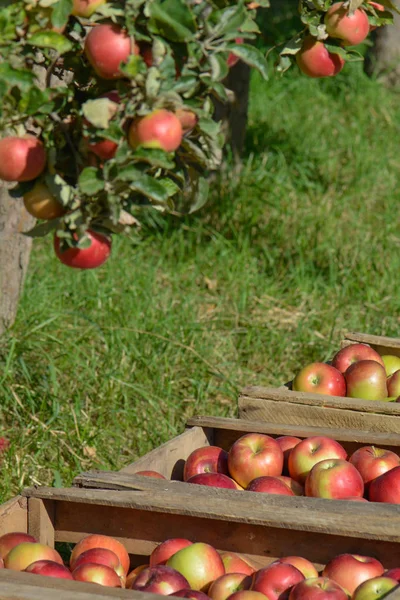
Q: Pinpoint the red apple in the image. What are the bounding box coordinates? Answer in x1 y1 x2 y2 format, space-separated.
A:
72 0 105 17
208 573 253 600
84 24 135 79
338 496 369 501
292 363 346 396
384 568 400 582
73 547 124 582
276 437 302 474
276 476 304 496
252 562 305 600
352 576 398 600
132 565 189 594
174 590 212 600
332 343 384 373
369 466 400 503
277 557 318 580
288 436 347 484
126 564 148 588
296 37 345 78
345 360 388 401
150 539 193 567
0 533 37 560
5 543 63 571
322 554 384 595
167 542 225 591
70 534 130 575
220 552 256 576
128 109 183 153
25 560 74 580
228 433 283 489
324 2 370 46
305 458 364 499
381 355 400 377
0 136 46 182
247 476 295 496
54 230 111 270
187 473 240 490
135 470 166 479
227 38 244 68
388 371 400 398
73 563 123 587
184 446 229 481
349 446 400 488
228 593 267 600
289 577 348 600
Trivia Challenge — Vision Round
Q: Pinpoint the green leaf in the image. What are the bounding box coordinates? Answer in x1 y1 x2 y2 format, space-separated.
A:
0 63 35 91
188 176 209 214
51 0 73 29
23 218 61 238
44 173 75 207
78 167 105 195
26 31 73 54
148 0 196 42
18 87 54 116
131 148 175 169
209 54 229 82
348 0 364 11
118 168 169 204
82 98 118 129
225 43 268 80
208 3 247 38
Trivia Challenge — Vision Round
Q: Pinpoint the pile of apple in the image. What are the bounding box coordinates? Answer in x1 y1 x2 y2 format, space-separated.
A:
1 530 400 600
135 430 400 503
291 343 400 402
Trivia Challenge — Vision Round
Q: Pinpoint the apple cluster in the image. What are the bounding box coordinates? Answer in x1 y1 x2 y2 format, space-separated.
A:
292 1 388 79
135 427 400 503
292 342 400 402
1 530 400 600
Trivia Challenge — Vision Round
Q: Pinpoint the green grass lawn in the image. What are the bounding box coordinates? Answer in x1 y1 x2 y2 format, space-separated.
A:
1 57 400 502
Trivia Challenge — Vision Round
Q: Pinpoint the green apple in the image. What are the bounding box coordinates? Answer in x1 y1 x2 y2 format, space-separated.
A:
167 543 225 591
381 355 400 377
352 576 398 600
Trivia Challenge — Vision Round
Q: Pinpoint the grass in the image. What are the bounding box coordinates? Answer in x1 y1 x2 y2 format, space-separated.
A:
1 44 400 502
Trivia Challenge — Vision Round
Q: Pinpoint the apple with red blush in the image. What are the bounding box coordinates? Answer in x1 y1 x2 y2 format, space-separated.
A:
252 561 305 600
126 564 149 588
388 371 400 398
276 436 302 474
322 554 384 596
228 592 267 600
349 446 400 488
331 343 384 374
135 470 166 479
369 466 400 503
150 539 193 567
292 363 346 396
247 476 295 496
25 560 74 580
184 446 229 481
208 572 253 600
167 542 225 591
0 532 37 560
5 542 63 571
288 436 347 484
70 534 130 575
384 568 400 582
73 563 123 587
277 476 304 496
187 473 240 490
289 577 348 600
173 590 212 600
228 433 283 489
277 557 318 580
305 458 364 499
345 360 388 401
220 552 256 576
132 565 189 595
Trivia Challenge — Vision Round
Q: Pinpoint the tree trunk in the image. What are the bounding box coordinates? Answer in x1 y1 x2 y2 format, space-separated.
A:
0 185 35 336
214 60 251 162
365 13 400 86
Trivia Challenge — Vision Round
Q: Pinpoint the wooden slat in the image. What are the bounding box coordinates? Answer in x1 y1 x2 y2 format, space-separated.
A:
120 426 213 478
28 498 55 547
0 496 27 536
342 331 400 356
21 486 400 542
16 487 400 570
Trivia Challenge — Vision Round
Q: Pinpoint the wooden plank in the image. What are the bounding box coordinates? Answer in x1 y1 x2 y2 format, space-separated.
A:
0 569 173 600
17 486 400 570
120 426 213 478
28 498 55 547
342 331 400 356
21 486 400 542
238 396 400 434
0 496 27 536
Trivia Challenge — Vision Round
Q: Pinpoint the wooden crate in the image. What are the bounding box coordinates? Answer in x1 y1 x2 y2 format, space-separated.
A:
8 476 400 578
238 331 400 432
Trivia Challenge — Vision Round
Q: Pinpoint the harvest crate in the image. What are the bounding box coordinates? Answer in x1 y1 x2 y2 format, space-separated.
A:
238 331 400 432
